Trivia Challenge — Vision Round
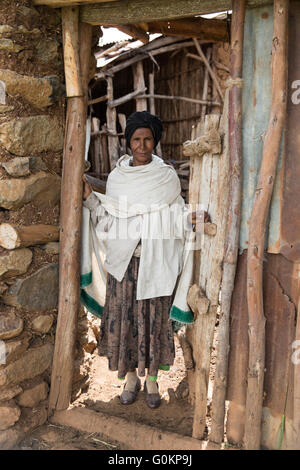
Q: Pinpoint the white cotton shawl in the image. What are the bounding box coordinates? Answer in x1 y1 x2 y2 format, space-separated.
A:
80 154 195 324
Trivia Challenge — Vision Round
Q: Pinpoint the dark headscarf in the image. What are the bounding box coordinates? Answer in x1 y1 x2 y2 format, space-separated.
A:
125 111 163 148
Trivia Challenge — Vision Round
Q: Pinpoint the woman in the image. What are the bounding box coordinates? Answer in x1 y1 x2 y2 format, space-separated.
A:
82 111 204 409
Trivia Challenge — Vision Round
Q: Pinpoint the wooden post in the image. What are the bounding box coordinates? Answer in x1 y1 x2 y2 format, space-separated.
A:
149 72 162 156
48 8 92 415
132 61 147 111
244 0 288 450
106 76 119 169
209 0 245 445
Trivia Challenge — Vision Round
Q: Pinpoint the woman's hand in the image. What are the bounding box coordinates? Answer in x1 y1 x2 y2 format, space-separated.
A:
82 175 92 201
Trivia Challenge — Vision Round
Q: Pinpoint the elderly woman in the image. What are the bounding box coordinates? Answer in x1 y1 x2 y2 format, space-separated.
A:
82 111 204 409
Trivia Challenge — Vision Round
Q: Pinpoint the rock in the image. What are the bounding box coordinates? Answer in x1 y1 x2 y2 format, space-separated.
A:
0 400 21 430
0 282 8 295
73 352 92 384
0 39 25 53
0 343 53 389
0 248 32 280
31 315 54 334
2 158 30 177
0 171 61 210
0 313 24 341
1 156 47 177
0 386 22 402
0 26 14 35
2 264 58 311
35 39 60 64
0 70 64 108
15 381 48 408
0 404 47 450
0 115 63 156
41 242 59 254
1 335 31 367
0 105 14 114
79 330 98 354
16 26 41 35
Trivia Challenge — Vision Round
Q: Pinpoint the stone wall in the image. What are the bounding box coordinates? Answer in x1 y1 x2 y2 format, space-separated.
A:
0 0 98 449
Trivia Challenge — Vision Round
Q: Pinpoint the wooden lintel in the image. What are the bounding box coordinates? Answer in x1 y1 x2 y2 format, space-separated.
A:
80 0 272 25
33 0 119 7
146 18 228 42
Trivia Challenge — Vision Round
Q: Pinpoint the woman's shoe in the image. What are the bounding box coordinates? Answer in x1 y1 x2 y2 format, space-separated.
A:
119 377 141 405
144 381 161 409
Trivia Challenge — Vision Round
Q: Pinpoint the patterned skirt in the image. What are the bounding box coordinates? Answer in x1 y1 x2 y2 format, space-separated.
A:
98 255 175 379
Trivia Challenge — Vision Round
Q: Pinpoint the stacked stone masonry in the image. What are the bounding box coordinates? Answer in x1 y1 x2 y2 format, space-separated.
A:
0 0 99 449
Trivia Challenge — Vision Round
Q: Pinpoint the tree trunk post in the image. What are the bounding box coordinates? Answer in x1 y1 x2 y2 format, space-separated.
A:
244 0 288 450
48 8 92 415
209 0 245 444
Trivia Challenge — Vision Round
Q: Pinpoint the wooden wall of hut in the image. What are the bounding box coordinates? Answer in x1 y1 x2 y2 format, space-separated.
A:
88 40 229 182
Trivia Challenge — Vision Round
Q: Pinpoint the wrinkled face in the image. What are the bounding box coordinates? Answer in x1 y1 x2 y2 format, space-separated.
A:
130 127 155 166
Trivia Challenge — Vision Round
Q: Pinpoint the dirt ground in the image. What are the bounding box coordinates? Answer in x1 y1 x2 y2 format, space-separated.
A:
15 336 215 450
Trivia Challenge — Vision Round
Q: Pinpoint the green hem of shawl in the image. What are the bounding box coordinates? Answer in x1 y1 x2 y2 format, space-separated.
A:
80 271 92 288
170 305 194 324
158 364 170 371
80 289 103 319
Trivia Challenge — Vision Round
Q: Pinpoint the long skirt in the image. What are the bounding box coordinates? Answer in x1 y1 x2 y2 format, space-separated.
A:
98 255 175 379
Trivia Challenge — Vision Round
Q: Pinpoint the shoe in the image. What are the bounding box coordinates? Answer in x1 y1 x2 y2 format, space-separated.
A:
144 381 161 409
119 377 141 405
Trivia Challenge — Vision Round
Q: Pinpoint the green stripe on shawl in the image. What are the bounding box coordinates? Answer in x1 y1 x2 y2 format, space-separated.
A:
170 305 194 324
80 289 103 319
158 364 170 371
80 271 92 288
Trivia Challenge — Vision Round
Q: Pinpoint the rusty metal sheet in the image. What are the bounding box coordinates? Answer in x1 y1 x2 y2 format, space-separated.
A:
275 2 300 262
226 251 297 448
239 5 275 252
240 3 300 262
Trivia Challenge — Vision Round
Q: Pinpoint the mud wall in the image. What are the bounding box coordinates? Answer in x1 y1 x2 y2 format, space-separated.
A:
0 0 99 449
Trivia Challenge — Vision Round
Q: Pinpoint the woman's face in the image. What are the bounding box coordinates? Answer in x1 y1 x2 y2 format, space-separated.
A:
130 127 155 166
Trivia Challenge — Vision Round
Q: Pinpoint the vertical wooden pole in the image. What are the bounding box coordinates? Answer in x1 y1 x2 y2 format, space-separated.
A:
244 0 288 449
132 61 147 111
149 72 162 156
106 77 119 169
48 7 92 415
209 0 245 444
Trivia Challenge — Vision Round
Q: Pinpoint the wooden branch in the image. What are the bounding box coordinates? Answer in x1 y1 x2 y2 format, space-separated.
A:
87 94 107 105
115 24 149 44
132 61 147 111
108 87 147 108
244 0 288 450
176 328 194 370
209 0 245 446
146 17 228 42
106 77 119 170
96 41 195 78
193 38 224 102
149 73 162 156
0 224 59 249
118 113 127 154
48 19 92 415
140 94 221 106
61 7 83 98
80 0 272 25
